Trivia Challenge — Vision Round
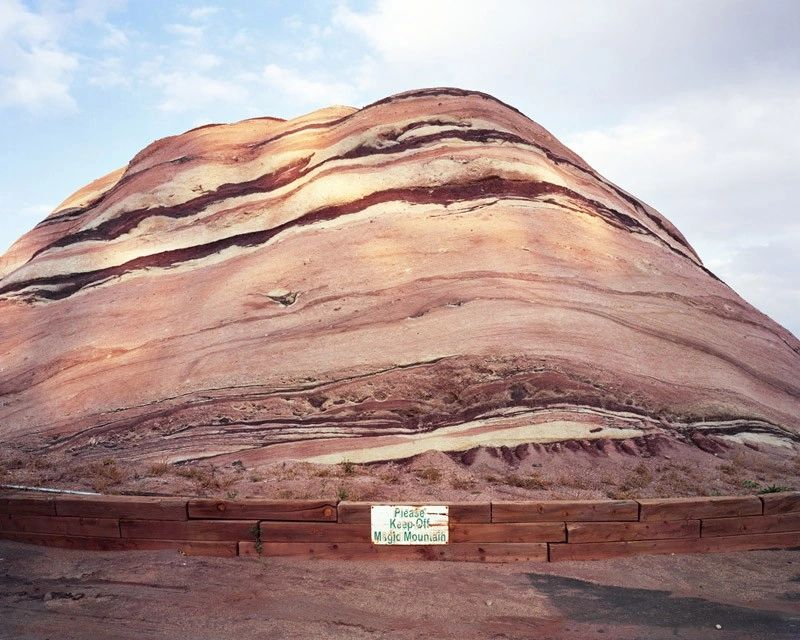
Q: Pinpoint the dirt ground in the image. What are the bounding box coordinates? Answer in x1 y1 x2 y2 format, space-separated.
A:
2 435 798 501
0 541 798 639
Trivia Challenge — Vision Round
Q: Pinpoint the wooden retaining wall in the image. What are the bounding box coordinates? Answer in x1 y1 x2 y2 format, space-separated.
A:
1 492 798 562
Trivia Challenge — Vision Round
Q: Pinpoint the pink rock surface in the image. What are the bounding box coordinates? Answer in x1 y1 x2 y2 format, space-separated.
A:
0 88 798 465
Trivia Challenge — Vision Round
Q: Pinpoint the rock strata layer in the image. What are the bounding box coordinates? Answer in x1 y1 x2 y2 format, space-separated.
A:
1 88 798 465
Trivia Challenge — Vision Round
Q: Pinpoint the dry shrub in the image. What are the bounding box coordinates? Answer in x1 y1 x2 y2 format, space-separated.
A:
556 474 593 490
414 467 442 484
147 461 170 477
450 476 476 490
503 472 550 490
85 458 126 493
378 467 402 484
607 462 652 499
175 464 235 494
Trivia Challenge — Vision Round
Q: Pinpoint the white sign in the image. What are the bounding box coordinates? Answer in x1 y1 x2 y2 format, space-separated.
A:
370 505 449 545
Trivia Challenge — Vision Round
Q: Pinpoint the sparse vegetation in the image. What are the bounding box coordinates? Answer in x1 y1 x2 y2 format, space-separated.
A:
742 479 760 489
339 460 355 476
147 461 170 477
337 486 349 500
450 476 476 490
503 472 550 490
85 458 126 492
758 485 793 494
414 467 442 484
175 464 235 494
250 523 262 555
607 463 652 499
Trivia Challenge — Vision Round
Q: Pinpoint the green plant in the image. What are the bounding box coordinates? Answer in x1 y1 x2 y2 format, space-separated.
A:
758 485 792 494
250 523 262 555
741 479 759 489
337 486 349 500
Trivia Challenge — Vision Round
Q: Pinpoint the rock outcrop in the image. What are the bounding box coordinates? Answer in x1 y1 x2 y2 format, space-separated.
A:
1 88 798 465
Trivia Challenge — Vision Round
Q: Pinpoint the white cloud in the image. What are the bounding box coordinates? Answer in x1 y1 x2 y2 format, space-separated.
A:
187 6 220 22
100 24 128 49
152 70 250 113
165 23 205 44
262 63 357 106
0 0 77 111
566 78 800 334
88 55 130 88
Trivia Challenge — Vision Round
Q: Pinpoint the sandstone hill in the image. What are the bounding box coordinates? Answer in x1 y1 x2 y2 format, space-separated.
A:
1 88 798 477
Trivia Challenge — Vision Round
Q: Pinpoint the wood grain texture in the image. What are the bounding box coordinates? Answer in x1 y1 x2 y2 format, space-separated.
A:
0 531 237 556
701 513 800 537
56 496 188 521
120 519 256 541
549 531 800 561
259 522 370 542
450 522 565 543
0 494 56 516
0 514 119 538
760 492 800 515
0 87 798 467
188 499 336 521
638 496 763 521
492 500 638 523
567 520 700 543
239 541 548 562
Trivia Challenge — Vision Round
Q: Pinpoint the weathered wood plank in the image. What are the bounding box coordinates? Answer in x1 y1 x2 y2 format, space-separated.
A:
56 495 188 520
120 519 256 541
0 493 57 516
492 500 638 523
760 492 800 516
549 531 800 561
337 502 490 524
450 522 565 543
567 520 700 543
259 522 370 543
188 499 336 521
702 513 800 537
638 496 762 521
239 541 547 562
0 531 236 556
0 514 119 538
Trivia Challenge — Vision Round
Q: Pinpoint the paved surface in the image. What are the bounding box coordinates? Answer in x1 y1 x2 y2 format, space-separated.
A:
0 541 798 639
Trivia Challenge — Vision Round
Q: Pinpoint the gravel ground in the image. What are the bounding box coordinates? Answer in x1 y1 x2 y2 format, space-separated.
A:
0 541 798 639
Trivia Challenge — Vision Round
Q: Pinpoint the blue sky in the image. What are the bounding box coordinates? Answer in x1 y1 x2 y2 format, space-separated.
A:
1 0 799 335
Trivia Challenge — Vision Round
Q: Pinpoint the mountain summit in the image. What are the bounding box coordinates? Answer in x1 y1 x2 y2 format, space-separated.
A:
1 88 798 467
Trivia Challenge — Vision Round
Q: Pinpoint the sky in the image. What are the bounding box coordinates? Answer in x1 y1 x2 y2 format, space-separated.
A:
1 0 799 336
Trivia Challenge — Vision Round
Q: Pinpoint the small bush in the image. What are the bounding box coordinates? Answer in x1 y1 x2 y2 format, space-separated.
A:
147 461 170 477
414 467 442 484
503 472 550 490
450 476 476 490
339 460 355 476
758 485 793 494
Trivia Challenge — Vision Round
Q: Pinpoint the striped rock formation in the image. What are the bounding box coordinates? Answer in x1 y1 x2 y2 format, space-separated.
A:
1 88 798 467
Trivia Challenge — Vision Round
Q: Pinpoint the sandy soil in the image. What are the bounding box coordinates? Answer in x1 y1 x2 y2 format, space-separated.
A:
2 435 798 501
0 540 798 639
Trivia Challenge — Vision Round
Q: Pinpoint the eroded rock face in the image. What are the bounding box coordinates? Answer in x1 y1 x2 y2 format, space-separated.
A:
1 88 798 465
